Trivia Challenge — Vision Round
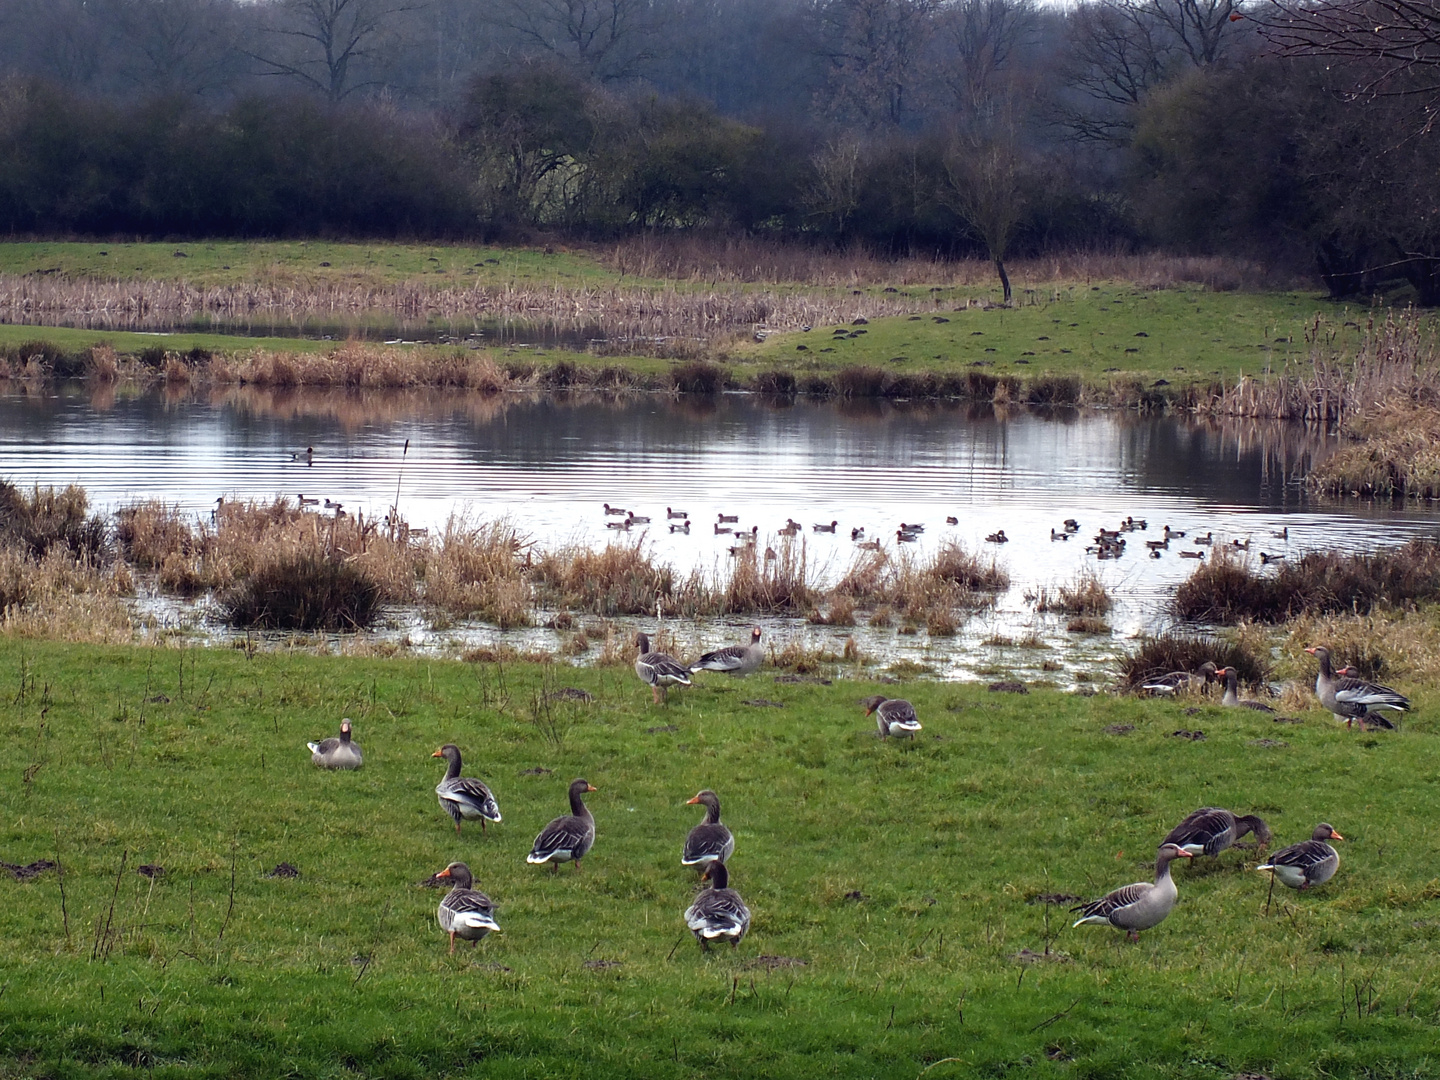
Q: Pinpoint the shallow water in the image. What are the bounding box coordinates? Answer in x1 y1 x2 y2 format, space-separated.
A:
3 383 1437 679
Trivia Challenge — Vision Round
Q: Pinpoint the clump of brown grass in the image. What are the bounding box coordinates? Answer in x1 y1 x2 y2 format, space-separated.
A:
928 541 1010 592
1173 540 1440 624
532 538 678 616
1036 570 1112 617
218 552 383 630
0 543 134 642
115 501 199 570
1310 400 1440 499
1066 616 1112 634
422 517 531 628
0 482 106 562
716 540 813 614
808 595 856 626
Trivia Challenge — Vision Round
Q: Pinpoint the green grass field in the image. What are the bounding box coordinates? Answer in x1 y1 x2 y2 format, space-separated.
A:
2 639 1438 1078
740 286 1373 388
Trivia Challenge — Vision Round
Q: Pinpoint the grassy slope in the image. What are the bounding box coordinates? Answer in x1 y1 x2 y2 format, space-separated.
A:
1 640 1438 1078
739 286 1373 387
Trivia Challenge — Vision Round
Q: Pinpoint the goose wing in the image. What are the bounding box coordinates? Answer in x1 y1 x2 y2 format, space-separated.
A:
691 646 747 673
1162 808 1234 855
1072 881 1150 923
1335 675 1409 712
528 814 594 862
638 651 693 686
1265 840 1333 871
682 823 735 866
308 736 340 755
685 888 751 938
879 699 921 730
440 888 499 933
439 777 502 821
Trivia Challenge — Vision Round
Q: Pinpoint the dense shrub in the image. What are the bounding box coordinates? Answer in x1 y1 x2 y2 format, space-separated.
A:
1117 630 1267 691
218 553 382 630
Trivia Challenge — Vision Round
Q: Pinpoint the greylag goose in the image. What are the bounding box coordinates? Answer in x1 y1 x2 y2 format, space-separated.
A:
690 627 764 676
681 790 735 869
683 860 751 949
432 862 499 953
1162 807 1271 857
1217 667 1276 713
1257 823 1343 889
1305 645 1409 730
432 745 502 836
635 632 692 703
527 778 597 871
1071 844 1193 941
1140 661 1217 695
307 718 363 769
863 696 922 739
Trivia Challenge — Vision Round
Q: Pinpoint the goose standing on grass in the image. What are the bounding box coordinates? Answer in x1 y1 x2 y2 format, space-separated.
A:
635 632 692 703
1305 645 1409 730
862 696 923 739
690 627 764 677
431 862 499 954
307 718 362 769
527 778 597 871
1217 666 1277 713
432 744 502 836
1072 844 1193 942
684 860 751 950
1257 823 1343 889
1140 661 1217 695
681 790 735 870
1162 808 1271 858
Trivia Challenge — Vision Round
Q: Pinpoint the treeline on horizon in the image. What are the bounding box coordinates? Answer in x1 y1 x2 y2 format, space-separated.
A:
0 0 1436 300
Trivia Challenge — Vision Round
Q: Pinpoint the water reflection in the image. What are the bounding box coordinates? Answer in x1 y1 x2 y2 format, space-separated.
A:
3 383 1438 657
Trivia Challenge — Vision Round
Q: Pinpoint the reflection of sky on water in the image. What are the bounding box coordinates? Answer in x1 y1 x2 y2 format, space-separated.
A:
4 384 1438 677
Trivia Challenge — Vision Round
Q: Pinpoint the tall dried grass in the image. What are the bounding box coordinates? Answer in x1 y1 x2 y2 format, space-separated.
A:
532 538 680 616
1116 629 1267 691
1035 570 1112 616
1310 400 1440 498
421 516 530 627
0 482 106 561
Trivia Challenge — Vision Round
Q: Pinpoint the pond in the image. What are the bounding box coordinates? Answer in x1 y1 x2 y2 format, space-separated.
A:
3 383 1437 681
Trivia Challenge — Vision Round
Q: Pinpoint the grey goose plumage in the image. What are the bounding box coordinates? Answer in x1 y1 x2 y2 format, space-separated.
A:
690 627 764 676
635 632 692 703
527 778 597 870
432 744 502 836
1257 823 1343 889
432 861 500 953
862 695 922 739
1306 645 1409 730
683 860 751 949
681 790 735 869
1072 843 1194 941
1217 667 1276 713
1140 661 1217 695
1162 807 1271 858
307 718 363 769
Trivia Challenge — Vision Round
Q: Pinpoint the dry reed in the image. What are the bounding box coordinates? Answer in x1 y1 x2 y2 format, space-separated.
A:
1035 570 1112 617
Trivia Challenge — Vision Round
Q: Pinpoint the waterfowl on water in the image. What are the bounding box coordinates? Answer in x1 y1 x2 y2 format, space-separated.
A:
684 860 751 950
862 695 922 739
1162 807 1271 858
1063 519 1080 532
291 446 314 463
946 516 959 525
851 527 865 540
607 519 632 530
856 539 882 551
1145 539 1169 551
297 494 319 506
432 744 502 836
715 522 733 535
1180 550 1205 559
1257 823 1343 889
681 790 735 869
985 530 1008 543
896 530 919 543
717 512 739 524
667 507 689 520
1217 666 1276 713
814 520 838 533
1305 645 1408 730
1071 844 1193 941
691 627 764 676
1233 538 1251 550
307 718 363 769
1272 527 1289 540
1260 552 1284 564
604 504 629 516
899 522 925 533
670 521 690 534
431 862 499 953
626 512 651 525
527 778 597 870
1140 661 1217 695
1163 526 1185 539
635 632 692 703
1194 532 1213 545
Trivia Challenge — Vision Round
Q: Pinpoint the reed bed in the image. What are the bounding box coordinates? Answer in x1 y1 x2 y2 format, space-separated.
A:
1309 399 1440 499
1034 569 1112 617
1172 540 1440 624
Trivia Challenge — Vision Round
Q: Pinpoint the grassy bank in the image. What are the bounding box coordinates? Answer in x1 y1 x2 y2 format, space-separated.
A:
1 637 1438 1078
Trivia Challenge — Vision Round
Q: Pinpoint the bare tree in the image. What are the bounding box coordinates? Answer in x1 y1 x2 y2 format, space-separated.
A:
248 0 419 99
487 0 662 81
1258 0 1440 106
110 0 241 96
1060 0 1244 141
812 0 940 128
804 136 866 233
943 116 1030 301
938 0 1039 113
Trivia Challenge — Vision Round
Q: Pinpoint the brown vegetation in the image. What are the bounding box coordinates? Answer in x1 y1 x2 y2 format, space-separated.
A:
1034 570 1112 617
1309 400 1440 499
1172 540 1440 624
1117 630 1268 691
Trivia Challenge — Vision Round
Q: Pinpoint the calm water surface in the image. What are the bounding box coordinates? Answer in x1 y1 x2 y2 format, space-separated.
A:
3 384 1437 678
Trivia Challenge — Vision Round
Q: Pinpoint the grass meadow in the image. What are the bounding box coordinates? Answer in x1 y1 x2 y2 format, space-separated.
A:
2 638 1439 1078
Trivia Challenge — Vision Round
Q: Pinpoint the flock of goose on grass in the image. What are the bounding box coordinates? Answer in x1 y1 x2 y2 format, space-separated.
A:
305 627 1411 954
